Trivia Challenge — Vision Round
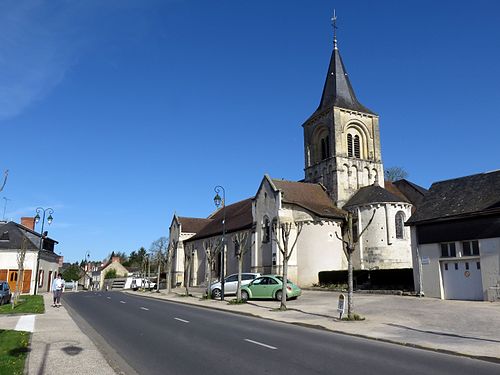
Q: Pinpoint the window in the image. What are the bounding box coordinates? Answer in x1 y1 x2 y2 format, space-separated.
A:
462 240 479 256
465 262 469 270
262 217 270 243
454 263 458 270
354 135 361 158
441 243 456 257
476 262 481 270
225 275 238 282
395 211 405 239
444 263 448 271
320 136 330 160
347 134 353 157
0 231 8 241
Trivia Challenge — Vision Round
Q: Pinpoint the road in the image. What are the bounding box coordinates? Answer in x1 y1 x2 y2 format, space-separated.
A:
63 291 500 375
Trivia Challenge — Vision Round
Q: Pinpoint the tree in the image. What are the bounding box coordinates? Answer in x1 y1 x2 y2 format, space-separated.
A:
384 166 408 182
0 170 8 192
203 238 221 299
165 239 177 294
14 237 28 306
150 237 169 292
62 263 83 281
184 243 194 296
336 210 376 319
232 231 250 302
104 269 117 279
272 219 304 311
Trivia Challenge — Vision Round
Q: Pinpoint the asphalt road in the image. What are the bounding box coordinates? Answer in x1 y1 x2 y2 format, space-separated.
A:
63 291 500 375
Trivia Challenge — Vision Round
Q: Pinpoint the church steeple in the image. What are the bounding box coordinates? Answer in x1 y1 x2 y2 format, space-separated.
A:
316 13 374 115
302 13 384 207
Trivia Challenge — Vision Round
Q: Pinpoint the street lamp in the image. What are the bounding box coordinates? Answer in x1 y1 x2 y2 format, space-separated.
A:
213 185 226 301
84 251 90 290
33 207 54 295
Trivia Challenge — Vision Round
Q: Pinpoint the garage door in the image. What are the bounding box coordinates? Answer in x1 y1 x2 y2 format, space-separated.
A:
441 260 483 300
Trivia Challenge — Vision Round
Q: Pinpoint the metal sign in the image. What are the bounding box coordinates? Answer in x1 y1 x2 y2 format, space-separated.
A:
337 293 345 319
421 256 430 265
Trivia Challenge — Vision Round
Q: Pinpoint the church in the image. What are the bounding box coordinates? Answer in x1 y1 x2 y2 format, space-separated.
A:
169 20 426 289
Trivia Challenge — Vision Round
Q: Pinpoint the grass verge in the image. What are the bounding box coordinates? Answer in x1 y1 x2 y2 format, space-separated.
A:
0 295 45 315
0 329 30 375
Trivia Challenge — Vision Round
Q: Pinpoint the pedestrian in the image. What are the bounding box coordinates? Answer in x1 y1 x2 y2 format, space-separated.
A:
51 273 65 307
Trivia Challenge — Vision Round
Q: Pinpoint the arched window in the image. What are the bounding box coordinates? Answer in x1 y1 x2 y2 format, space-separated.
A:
395 211 405 239
347 134 353 157
262 216 270 243
354 135 360 158
320 136 330 160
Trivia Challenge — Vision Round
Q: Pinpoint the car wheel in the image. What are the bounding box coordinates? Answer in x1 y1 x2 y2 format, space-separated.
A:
275 290 283 301
212 288 221 299
241 290 249 301
0 297 3 306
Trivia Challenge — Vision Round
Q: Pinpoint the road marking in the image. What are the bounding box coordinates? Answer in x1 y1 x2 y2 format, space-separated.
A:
244 339 277 350
120 300 126 304
140 307 149 311
15 315 36 332
174 318 189 323
106 297 111 299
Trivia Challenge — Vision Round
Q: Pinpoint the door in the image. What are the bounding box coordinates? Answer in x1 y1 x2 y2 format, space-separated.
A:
441 260 483 300
47 271 53 292
8 270 18 292
224 274 238 294
249 277 271 298
22 270 32 294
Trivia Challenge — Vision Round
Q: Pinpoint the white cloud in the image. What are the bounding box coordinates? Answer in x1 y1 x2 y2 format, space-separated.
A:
0 2 84 120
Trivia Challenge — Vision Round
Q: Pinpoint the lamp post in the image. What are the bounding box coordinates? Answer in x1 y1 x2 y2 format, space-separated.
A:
33 207 54 295
84 251 90 290
213 185 226 301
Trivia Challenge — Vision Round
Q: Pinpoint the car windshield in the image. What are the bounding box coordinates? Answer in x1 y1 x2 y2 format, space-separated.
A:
275 276 292 284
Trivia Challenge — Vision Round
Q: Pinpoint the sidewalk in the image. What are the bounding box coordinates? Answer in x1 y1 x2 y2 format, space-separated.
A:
127 287 500 362
26 293 116 375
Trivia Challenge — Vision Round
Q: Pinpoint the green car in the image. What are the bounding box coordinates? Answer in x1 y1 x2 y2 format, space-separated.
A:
240 275 301 301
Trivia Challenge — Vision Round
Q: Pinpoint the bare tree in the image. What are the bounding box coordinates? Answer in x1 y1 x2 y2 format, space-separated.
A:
203 238 221 299
165 239 177 294
0 170 8 192
14 237 28 307
384 166 408 182
184 243 194 296
336 210 376 319
232 231 250 302
150 236 168 292
272 219 304 311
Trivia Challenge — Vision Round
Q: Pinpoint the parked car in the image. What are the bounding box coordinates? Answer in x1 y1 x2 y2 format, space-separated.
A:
128 278 156 291
0 281 12 305
210 273 261 299
240 275 301 301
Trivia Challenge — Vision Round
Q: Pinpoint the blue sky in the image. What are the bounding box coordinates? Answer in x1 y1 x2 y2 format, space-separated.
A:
1 1 499 263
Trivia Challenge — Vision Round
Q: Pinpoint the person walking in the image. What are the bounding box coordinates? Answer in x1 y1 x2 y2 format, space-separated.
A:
51 273 65 307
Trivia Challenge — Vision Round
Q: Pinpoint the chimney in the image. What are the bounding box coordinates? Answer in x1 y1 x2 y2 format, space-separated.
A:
21 217 35 230
112 256 121 263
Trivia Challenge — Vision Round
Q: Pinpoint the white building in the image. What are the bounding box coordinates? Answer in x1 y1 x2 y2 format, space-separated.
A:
407 170 500 301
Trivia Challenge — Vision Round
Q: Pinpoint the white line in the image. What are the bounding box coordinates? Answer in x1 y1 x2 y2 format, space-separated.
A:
120 300 126 304
106 297 111 299
244 339 277 350
15 315 36 332
174 317 189 323
140 307 149 311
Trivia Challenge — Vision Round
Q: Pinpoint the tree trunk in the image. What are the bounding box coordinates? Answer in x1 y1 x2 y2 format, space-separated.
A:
206 256 212 299
280 256 288 311
156 258 161 292
166 252 173 294
347 249 354 318
236 256 243 301
185 262 191 296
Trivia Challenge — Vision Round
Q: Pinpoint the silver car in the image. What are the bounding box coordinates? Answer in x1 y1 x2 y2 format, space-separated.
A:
210 273 261 299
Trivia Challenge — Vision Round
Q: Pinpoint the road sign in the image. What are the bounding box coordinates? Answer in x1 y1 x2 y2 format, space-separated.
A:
337 293 345 319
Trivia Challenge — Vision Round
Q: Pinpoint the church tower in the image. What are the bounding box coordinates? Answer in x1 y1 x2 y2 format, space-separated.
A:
303 18 384 207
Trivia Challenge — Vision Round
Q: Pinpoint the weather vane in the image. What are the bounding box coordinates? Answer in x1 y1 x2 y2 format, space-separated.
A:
331 9 338 49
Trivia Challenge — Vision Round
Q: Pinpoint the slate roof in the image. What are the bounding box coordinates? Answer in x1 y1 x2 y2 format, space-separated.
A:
385 179 428 209
344 183 409 208
0 221 58 250
407 170 500 225
271 178 346 219
310 46 375 118
178 217 212 234
187 198 254 241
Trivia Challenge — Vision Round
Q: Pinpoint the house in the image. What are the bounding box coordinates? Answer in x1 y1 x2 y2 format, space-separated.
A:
97 256 130 289
406 170 500 301
0 218 60 294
